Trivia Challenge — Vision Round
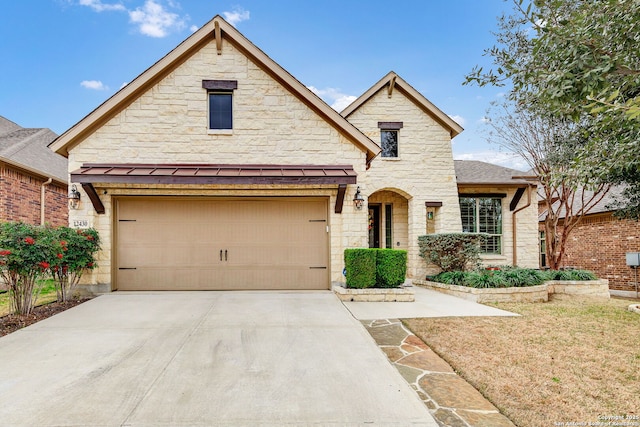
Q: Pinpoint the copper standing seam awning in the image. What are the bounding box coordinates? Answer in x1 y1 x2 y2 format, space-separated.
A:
70 163 358 215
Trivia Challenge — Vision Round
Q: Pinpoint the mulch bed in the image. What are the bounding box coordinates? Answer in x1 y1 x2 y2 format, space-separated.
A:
0 298 92 337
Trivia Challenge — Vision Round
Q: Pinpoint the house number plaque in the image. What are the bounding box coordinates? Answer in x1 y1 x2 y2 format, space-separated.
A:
73 220 89 228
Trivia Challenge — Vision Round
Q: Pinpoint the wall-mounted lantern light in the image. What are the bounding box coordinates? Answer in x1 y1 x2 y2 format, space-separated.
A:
68 184 81 210
353 186 365 210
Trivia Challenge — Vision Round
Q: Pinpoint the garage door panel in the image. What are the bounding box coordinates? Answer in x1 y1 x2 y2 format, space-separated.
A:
117 198 328 291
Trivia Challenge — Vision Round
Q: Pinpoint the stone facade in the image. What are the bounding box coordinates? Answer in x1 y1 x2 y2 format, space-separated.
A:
0 164 68 226
68 38 367 290
346 88 462 279
60 17 540 291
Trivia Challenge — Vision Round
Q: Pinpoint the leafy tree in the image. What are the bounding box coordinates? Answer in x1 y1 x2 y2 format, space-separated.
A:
465 0 640 218
484 102 610 269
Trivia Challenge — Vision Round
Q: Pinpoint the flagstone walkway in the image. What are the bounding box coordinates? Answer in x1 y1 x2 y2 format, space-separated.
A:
362 319 515 427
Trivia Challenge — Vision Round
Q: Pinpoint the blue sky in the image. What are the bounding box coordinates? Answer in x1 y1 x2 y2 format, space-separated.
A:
0 0 527 169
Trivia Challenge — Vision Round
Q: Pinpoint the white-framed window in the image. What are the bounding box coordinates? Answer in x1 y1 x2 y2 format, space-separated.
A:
459 196 503 254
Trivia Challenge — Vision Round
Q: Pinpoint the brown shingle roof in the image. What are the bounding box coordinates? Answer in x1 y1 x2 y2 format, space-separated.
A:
0 116 67 183
454 160 534 185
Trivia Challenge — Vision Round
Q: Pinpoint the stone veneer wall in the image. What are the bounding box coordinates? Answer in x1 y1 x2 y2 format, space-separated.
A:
344 88 462 279
0 164 68 226
67 37 368 289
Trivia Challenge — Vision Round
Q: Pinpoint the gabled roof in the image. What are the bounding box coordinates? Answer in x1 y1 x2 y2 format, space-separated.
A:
0 116 67 184
454 160 535 186
50 15 381 163
0 116 21 136
341 71 464 138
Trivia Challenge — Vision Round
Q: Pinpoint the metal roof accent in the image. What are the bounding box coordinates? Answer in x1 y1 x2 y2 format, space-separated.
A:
71 163 358 185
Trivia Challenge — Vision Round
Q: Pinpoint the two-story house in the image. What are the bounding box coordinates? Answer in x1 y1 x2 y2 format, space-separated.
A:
50 16 538 293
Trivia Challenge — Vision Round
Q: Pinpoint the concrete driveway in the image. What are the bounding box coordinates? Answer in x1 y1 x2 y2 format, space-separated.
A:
0 291 437 426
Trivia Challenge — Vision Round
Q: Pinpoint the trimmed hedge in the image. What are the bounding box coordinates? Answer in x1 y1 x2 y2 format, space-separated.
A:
376 249 407 288
344 248 407 289
344 249 377 289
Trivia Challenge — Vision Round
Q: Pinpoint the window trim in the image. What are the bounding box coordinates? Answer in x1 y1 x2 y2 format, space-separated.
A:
540 231 546 268
203 80 237 132
384 204 393 249
459 196 503 255
377 121 403 129
380 129 399 158
208 91 233 131
202 80 238 90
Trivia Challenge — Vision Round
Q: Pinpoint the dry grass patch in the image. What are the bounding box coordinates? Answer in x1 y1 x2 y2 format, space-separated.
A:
404 297 640 427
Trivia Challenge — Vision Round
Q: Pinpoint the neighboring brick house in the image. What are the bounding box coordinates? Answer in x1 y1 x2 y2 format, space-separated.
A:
0 116 68 226
539 186 640 297
49 15 539 292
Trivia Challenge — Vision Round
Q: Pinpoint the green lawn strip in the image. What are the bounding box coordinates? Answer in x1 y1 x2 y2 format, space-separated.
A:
0 279 58 317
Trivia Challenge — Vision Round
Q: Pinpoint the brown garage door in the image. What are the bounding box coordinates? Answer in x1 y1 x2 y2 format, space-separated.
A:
116 197 329 290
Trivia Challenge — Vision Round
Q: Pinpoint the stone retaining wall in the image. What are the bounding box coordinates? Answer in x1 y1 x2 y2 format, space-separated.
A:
413 280 548 303
547 279 610 300
413 279 610 303
332 286 415 302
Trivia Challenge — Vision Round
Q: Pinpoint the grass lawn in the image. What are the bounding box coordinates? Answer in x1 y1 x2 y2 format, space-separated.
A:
404 297 640 427
0 279 58 317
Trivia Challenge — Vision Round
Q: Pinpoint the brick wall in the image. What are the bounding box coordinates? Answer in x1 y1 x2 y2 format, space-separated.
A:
543 213 640 293
0 165 68 226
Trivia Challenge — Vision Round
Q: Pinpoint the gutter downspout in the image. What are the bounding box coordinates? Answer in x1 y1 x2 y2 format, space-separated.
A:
40 178 53 226
512 185 532 266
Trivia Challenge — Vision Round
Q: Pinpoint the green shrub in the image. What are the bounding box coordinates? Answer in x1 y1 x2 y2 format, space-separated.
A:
464 271 509 288
418 233 486 272
434 271 467 286
376 249 407 288
543 269 597 281
500 268 546 287
0 222 101 313
48 226 101 302
344 249 377 288
0 222 53 314
344 248 408 288
433 267 547 288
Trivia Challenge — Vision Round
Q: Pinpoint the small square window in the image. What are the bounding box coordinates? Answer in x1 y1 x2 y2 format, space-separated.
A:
209 92 233 130
381 130 398 157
